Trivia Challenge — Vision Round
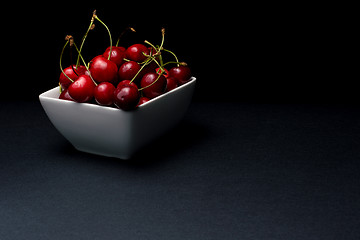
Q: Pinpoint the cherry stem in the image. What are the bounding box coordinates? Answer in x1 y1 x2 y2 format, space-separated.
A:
129 58 153 84
142 53 163 70
144 28 165 56
69 45 78 77
144 37 164 66
162 61 187 67
162 48 179 67
159 28 165 52
115 27 136 47
151 55 164 72
137 56 165 91
144 40 157 54
137 70 164 91
59 37 74 83
76 11 96 68
72 42 98 86
93 13 112 61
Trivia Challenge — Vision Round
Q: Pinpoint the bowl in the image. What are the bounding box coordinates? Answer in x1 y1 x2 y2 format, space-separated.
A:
39 77 196 159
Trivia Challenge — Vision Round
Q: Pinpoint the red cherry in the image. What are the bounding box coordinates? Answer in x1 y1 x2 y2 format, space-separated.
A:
140 72 167 99
68 75 95 103
59 65 86 90
113 83 140 111
59 88 74 101
125 44 150 62
117 80 137 88
168 66 192 85
94 82 116 106
155 68 169 78
89 55 118 84
103 46 126 67
137 96 150 106
118 61 141 82
165 77 178 92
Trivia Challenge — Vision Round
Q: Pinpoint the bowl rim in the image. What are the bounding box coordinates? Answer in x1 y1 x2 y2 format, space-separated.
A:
39 77 196 112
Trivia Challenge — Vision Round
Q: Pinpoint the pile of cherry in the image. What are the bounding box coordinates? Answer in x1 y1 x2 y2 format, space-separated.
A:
59 11 191 110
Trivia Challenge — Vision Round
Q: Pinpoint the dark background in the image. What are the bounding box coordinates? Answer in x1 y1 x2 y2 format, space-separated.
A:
3 2 355 103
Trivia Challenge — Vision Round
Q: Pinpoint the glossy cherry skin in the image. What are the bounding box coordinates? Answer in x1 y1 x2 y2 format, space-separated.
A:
68 75 95 103
165 77 178 92
103 46 126 67
125 44 150 62
118 61 141 82
59 65 86 90
89 55 118 84
137 96 150 106
140 72 167 99
113 83 140 111
94 82 116 106
59 88 74 101
168 66 191 85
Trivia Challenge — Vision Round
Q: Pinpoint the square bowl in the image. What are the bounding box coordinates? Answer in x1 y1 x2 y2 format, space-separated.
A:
39 77 196 159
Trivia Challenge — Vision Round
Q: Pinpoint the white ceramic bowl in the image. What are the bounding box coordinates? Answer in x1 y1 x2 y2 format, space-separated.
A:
39 77 196 159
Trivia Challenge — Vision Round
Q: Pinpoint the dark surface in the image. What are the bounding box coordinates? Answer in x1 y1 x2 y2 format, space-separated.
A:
1 101 360 239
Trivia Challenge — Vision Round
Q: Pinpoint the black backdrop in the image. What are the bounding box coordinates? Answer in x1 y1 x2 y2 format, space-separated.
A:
3 2 354 103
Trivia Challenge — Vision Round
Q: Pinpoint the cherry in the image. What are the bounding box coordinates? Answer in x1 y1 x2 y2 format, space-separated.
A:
89 55 118 84
165 77 178 92
103 46 126 67
137 96 150 106
168 65 192 85
94 82 116 106
68 75 96 103
118 61 141 82
155 67 169 78
113 83 140 110
59 65 86 90
59 88 74 101
125 44 150 62
57 15 192 110
140 72 167 99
